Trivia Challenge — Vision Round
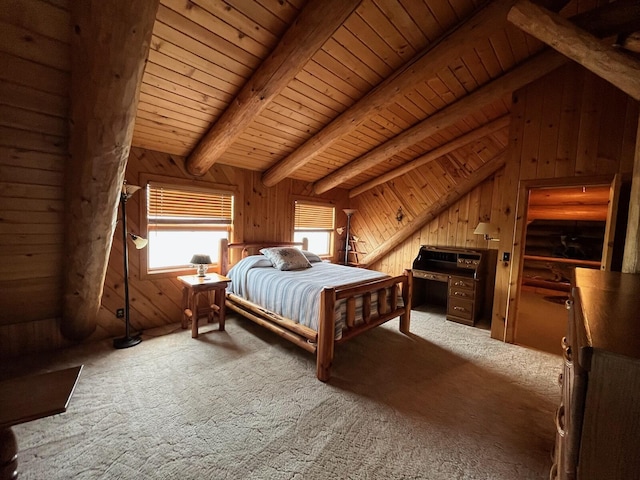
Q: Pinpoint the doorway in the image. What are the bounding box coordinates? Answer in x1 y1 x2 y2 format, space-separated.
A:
513 176 624 355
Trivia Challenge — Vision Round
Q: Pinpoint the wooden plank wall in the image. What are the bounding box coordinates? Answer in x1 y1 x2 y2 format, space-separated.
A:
96 147 348 343
492 63 638 341
1 140 346 357
0 0 72 355
350 128 507 275
350 63 638 340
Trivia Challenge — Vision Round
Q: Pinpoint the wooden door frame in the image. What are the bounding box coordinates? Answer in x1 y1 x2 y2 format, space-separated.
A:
504 174 616 343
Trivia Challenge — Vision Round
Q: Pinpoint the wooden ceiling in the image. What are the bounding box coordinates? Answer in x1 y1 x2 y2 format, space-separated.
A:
130 0 617 193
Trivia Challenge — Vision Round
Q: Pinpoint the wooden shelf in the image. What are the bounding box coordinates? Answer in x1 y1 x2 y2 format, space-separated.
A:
523 254 601 268
345 238 366 265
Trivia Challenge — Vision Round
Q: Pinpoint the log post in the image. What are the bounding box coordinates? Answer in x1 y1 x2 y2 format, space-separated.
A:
316 287 336 382
62 0 159 340
400 270 412 334
622 116 640 273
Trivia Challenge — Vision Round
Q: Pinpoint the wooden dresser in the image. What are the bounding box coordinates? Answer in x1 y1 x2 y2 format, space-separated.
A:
553 268 640 480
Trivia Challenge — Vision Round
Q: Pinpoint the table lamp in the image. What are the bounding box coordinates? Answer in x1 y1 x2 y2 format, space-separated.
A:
190 254 212 277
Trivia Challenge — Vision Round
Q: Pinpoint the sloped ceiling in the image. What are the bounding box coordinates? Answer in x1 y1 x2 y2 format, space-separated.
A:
131 0 525 192
130 0 634 195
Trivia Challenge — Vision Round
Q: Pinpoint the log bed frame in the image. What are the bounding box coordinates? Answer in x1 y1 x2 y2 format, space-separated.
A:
218 239 413 381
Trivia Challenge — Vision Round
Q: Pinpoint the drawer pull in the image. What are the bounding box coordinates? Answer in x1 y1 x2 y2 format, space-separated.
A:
549 462 558 480
555 404 566 437
454 291 468 297
561 336 572 363
557 372 563 387
453 306 466 312
454 281 468 287
565 299 573 310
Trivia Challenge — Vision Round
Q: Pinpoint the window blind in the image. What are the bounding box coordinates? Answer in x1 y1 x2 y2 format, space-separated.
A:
148 183 233 225
294 202 334 229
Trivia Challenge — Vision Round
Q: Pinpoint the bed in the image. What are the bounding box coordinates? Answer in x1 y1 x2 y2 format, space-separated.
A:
218 239 413 381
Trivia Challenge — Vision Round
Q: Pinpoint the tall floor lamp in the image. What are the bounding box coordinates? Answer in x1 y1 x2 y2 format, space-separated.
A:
114 182 148 349
343 208 356 265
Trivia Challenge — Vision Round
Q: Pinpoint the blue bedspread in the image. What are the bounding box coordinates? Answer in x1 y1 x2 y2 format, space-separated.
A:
227 256 390 335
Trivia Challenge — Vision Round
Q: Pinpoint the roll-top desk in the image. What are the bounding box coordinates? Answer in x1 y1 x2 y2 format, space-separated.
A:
412 246 496 325
553 268 640 480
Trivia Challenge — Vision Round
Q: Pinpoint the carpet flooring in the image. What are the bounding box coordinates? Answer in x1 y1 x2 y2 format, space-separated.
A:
2 307 561 479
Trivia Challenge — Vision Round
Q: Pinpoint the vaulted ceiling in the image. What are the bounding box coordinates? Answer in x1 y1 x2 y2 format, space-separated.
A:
127 0 640 198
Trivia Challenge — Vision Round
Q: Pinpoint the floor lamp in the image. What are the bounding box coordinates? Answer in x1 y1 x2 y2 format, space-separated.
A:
114 182 148 349
343 208 356 265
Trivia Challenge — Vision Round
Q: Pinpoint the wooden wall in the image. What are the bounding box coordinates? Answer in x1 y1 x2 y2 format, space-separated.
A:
0 1 72 355
355 178 500 275
1 143 347 356
350 63 638 340
1 2 637 357
493 63 638 341
91 147 350 345
350 125 507 276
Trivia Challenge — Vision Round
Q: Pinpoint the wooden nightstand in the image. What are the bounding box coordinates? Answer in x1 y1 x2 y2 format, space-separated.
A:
177 274 231 338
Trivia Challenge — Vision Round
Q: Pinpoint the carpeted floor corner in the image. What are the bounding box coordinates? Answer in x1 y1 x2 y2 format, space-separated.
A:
3 307 561 479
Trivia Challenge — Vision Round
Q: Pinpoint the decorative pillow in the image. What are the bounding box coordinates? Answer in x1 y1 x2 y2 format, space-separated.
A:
301 250 322 263
260 247 311 271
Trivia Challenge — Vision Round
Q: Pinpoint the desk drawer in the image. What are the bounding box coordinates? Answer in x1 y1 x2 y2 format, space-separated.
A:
450 277 475 290
413 270 448 282
447 297 474 321
448 287 475 299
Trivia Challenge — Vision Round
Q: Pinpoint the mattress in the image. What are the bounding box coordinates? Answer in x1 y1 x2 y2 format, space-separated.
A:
226 255 393 336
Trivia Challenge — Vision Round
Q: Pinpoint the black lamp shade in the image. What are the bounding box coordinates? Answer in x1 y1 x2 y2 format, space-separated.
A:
190 254 212 265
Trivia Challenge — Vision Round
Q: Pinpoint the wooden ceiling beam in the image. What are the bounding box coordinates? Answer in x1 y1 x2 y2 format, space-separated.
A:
261 0 520 187
360 152 507 268
314 49 566 194
349 115 509 198
508 0 640 101
315 1 638 195
184 0 361 177
62 0 159 341
570 0 640 39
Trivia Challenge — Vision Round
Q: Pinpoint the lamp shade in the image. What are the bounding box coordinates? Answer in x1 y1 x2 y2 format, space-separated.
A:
473 222 499 241
122 183 143 200
190 254 212 265
343 208 357 216
129 233 148 250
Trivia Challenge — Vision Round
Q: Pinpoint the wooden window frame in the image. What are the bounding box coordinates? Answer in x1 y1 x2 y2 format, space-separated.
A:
138 173 238 280
293 198 336 258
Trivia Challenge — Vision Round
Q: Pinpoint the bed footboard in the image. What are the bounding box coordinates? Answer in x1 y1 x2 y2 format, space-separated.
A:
316 269 412 382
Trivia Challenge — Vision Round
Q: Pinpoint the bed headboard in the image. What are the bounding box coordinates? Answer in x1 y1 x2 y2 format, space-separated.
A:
218 238 309 275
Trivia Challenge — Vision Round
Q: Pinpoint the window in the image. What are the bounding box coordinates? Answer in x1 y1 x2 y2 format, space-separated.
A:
146 182 233 272
293 201 335 256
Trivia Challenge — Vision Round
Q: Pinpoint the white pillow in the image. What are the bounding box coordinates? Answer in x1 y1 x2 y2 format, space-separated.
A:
260 247 311 271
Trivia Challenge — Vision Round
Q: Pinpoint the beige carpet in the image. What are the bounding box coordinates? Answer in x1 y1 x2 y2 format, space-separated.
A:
2 307 561 479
